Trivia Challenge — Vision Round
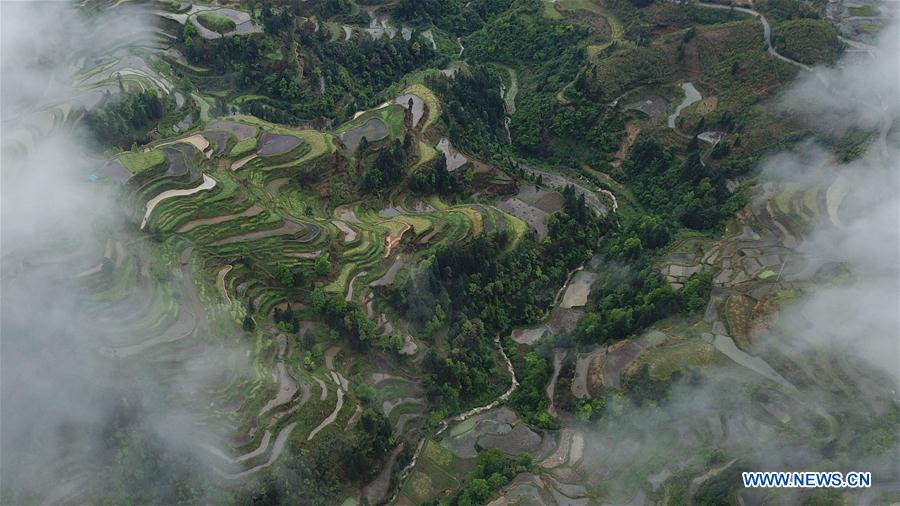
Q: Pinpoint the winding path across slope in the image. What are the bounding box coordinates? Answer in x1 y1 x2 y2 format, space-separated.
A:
694 2 811 71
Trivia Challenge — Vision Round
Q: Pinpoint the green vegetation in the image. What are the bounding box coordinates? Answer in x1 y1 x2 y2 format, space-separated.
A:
681 271 712 313
118 149 165 173
440 449 534 505
41 0 898 503
84 89 163 147
510 351 553 427
196 12 236 34
427 65 507 156
622 135 738 230
773 19 843 65
586 46 670 99
466 5 587 66
229 137 257 157
405 187 604 413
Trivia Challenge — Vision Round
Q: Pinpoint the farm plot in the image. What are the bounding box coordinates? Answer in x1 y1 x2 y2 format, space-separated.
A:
559 270 599 309
338 118 389 155
257 133 301 156
394 93 424 127
207 120 258 140
498 198 550 239
435 138 468 171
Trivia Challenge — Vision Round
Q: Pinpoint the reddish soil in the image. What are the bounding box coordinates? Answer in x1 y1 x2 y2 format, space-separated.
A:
383 222 411 258
612 123 641 169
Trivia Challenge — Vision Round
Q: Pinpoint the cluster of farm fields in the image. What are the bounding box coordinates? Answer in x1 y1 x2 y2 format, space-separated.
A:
100 80 555 497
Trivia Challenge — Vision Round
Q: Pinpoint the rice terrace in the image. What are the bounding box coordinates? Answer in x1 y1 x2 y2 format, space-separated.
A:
0 0 897 505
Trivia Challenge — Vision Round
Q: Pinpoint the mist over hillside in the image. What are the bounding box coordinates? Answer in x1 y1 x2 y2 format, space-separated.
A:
1 0 896 504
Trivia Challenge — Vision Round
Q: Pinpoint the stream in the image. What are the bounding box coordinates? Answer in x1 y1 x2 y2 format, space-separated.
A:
387 333 518 503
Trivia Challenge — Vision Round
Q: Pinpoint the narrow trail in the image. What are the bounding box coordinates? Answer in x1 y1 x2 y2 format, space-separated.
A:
611 123 640 169
599 188 618 212
345 270 368 302
388 334 518 503
383 222 410 258
498 64 518 145
497 64 518 115
688 459 737 502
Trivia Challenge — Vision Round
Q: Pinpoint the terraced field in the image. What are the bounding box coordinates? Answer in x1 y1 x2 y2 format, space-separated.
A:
10 0 892 503
109 82 550 491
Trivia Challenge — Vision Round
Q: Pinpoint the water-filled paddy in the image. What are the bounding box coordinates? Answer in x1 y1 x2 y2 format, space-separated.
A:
339 118 388 155
257 132 301 156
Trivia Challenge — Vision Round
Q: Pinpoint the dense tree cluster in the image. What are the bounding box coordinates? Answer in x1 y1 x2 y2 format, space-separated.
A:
316 33 438 109
180 10 439 123
84 89 163 147
465 5 587 66
309 288 378 350
623 134 739 230
401 188 604 412
681 271 713 313
427 66 507 157
409 153 463 196
405 185 604 337
361 137 411 193
510 351 553 427
573 209 715 346
575 262 676 345
394 0 459 26
431 449 533 506
393 0 514 34
423 318 498 412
